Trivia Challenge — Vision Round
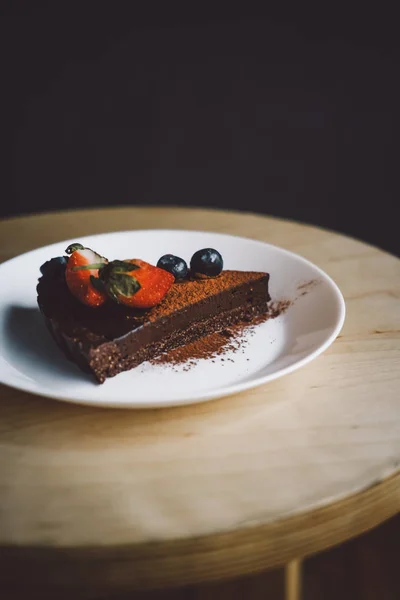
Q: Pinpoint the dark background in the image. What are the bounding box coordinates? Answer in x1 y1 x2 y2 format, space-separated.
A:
1 1 399 255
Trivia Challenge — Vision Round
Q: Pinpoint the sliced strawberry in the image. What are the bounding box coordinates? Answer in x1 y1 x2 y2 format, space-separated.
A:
65 243 108 307
99 259 174 309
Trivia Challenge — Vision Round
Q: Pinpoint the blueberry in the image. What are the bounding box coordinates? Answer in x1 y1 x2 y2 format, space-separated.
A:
157 254 188 280
40 256 67 279
190 248 223 277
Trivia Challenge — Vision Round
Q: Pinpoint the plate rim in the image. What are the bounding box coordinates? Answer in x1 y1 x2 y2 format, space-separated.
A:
0 228 346 408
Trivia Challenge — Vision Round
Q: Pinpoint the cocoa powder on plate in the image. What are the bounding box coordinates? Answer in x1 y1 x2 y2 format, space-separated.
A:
150 299 291 368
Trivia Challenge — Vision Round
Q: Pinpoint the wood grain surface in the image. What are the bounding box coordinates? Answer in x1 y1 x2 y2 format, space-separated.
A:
0 207 399 595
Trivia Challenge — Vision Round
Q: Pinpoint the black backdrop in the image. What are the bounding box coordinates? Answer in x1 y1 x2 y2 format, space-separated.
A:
1 2 399 256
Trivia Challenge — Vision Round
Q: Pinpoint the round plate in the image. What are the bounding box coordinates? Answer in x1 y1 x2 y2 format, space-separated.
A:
0 229 345 408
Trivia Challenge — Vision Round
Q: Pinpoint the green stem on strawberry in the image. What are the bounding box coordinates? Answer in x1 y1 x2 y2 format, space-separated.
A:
98 261 142 304
72 263 106 271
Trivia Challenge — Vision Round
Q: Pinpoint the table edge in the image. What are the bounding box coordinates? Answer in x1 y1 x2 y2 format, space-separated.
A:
1 471 399 591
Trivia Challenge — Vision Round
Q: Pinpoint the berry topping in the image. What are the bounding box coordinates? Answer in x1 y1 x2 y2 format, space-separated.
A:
157 254 188 280
190 248 223 278
99 259 174 309
40 256 67 279
65 243 108 307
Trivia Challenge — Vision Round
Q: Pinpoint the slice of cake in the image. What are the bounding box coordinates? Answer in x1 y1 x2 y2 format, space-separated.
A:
37 244 271 383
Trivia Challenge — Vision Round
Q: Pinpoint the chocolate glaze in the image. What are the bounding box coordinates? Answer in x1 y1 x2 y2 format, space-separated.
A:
37 270 270 383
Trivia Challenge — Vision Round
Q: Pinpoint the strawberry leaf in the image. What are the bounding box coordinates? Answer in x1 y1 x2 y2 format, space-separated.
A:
90 275 106 293
107 273 141 302
109 260 140 273
98 261 139 281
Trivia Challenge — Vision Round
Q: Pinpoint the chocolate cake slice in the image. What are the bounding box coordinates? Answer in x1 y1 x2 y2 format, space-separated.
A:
37 270 270 383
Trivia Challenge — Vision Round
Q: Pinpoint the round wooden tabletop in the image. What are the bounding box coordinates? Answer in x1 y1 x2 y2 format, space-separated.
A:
0 207 399 595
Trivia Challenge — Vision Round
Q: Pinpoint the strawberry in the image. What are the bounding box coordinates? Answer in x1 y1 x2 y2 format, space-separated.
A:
99 259 174 309
65 243 108 307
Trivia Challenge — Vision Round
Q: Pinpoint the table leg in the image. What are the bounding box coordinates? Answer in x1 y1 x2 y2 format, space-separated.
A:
285 558 302 600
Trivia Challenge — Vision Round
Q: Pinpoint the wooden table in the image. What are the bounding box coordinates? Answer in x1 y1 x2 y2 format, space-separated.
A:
0 207 399 600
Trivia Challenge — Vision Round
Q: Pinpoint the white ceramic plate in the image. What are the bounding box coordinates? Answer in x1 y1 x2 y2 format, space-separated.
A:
0 229 345 408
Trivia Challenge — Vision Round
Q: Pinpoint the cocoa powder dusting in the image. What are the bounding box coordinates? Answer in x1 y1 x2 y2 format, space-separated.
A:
268 299 292 318
151 330 239 367
150 298 291 369
297 279 320 297
146 270 267 322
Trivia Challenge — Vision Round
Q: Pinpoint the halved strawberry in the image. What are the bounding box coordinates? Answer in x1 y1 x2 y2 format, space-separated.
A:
99 259 174 309
65 243 108 307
